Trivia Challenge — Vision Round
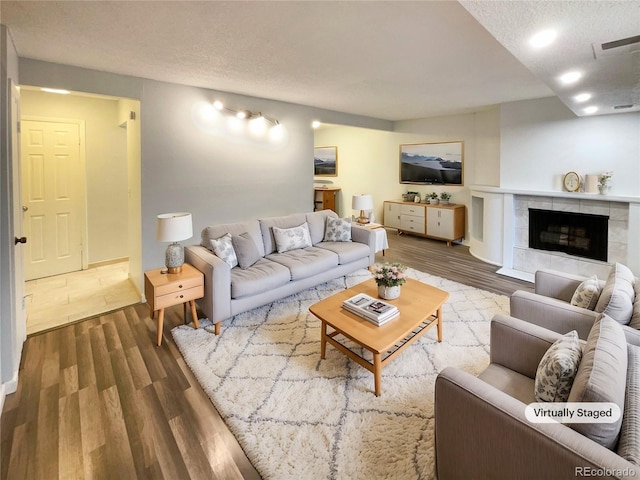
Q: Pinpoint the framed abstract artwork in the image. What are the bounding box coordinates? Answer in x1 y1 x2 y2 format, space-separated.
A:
399 141 463 185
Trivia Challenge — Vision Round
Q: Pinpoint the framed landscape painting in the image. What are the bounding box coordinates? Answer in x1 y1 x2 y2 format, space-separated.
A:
314 146 338 176
399 141 464 185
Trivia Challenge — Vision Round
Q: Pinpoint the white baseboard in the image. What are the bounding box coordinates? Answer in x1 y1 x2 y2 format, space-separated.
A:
0 370 19 417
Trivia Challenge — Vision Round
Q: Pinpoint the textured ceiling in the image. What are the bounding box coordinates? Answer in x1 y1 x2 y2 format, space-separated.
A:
1 1 637 121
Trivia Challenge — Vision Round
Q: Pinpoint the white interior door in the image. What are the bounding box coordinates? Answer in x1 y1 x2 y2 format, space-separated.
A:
21 120 84 280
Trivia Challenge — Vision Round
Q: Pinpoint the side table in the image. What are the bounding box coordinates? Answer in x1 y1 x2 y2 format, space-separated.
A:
353 223 389 255
144 263 204 346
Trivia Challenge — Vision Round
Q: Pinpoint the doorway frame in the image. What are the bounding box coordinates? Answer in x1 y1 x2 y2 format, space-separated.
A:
22 115 89 273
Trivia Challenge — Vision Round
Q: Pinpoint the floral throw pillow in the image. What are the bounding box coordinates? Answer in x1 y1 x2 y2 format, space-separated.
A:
534 330 583 402
571 275 601 310
272 223 312 253
209 233 238 268
323 217 352 242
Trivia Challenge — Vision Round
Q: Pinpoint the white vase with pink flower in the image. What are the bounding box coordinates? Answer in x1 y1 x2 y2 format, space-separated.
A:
370 263 407 300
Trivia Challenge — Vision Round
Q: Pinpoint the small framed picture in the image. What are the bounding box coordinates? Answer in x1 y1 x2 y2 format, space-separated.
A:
314 146 338 176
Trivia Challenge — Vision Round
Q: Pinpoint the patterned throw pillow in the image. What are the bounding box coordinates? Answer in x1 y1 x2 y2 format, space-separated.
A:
272 223 312 253
323 217 352 242
209 233 238 268
570 275 601 310
534 330 583 402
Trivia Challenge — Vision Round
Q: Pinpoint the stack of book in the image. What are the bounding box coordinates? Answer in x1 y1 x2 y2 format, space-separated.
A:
342 293 399 326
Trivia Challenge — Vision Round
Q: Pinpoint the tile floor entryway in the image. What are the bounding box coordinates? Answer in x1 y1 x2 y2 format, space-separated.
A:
25 261 141 335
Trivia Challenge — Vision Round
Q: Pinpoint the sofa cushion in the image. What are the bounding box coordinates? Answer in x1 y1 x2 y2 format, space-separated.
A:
315 241 371 265
259 214 307 254
230 258 290 299
272 223 313 253
595 263 635 325
568 314 628 449
232 232 261 270
209 233 238 268
628 281 640 330
534 330 582 402
570 275 601 310
201 219 265 258
323 217 352 242
617 343 640 465
306 210 338 245
266 247 338 281
478 364 536 405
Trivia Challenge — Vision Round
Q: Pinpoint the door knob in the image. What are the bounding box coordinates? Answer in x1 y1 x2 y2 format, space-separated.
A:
14 237 27 245
22 206 28 212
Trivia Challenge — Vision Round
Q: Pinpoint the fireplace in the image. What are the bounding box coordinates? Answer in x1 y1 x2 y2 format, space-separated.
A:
529 209 609 262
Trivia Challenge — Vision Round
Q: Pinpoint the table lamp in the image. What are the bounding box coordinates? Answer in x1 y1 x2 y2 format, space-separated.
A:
156 212 193 273
352 194 373 224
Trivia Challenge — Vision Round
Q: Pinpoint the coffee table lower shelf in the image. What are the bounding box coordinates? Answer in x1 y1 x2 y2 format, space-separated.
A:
321 315 438 397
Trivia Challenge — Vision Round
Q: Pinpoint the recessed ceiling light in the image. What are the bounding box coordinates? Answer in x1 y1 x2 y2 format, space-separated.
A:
573 93 592 103
583 106 599 114
213 100 224 110
529 29 557 48
559 71 582 85
41 87 70 95
311 120 321 129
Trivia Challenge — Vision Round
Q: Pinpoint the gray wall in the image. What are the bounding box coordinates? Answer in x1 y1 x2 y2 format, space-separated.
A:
17 59 391 274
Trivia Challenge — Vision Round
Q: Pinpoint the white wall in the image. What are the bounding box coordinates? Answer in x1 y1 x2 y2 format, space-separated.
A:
500 97 640 196
20 90 129 265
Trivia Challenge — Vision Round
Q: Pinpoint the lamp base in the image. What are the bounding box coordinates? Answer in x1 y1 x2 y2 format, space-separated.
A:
165 242 185 273
356 210 369 224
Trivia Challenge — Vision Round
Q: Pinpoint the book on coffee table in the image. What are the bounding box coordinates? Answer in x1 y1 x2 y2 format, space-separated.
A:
342 293 399 325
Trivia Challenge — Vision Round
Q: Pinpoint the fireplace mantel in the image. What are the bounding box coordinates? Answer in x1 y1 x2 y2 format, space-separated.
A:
468 185 640 281
469 185 640 204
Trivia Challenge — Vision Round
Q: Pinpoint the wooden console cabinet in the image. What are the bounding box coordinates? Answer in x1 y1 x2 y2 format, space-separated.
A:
383 200 465 246
314 187 341 213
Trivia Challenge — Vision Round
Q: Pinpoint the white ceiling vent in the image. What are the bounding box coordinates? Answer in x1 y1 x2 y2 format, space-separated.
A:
593 35 640 58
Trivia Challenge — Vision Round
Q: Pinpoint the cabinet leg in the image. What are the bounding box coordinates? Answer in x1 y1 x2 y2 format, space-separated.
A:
157 308 165 346
189 300 199 329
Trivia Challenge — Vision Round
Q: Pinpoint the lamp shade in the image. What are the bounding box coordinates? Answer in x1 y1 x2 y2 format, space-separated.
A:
156 212 193 242
352 194 373 211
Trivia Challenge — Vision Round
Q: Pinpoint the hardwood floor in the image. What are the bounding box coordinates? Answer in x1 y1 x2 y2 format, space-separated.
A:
1 230 532 479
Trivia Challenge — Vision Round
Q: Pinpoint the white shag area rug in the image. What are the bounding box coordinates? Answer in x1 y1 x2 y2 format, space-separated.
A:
172 268 509 480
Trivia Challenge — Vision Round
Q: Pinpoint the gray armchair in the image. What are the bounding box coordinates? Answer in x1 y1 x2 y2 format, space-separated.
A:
510 269 640 345
435 314 640 480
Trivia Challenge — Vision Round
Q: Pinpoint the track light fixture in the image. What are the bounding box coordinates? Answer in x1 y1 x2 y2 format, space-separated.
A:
213 100 280 126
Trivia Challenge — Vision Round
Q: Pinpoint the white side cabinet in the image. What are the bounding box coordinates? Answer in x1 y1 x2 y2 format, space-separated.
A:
384 201 402 229
383 200 465 246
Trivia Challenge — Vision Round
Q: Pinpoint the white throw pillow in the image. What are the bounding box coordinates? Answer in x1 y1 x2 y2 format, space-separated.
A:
570 275 601 310
210 233 238 268
323 217 352 242
534 330 583 402
272 223 312 253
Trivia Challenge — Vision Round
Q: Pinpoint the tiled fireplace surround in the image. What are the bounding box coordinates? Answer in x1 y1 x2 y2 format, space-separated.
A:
469 186 640 282
512 195 628 280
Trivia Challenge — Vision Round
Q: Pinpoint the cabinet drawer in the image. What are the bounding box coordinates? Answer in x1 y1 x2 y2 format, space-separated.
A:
400 217 426 234
400 204 425 217
155 275 202 296
155 285 204 310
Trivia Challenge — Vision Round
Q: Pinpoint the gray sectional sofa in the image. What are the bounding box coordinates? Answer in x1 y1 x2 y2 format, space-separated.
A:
185 210 375 334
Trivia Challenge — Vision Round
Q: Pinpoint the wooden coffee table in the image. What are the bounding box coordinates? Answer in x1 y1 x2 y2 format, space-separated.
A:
309 278 449 396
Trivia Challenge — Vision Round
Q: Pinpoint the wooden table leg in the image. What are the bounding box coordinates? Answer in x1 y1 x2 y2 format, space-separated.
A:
373 352 382 396
436 306 443 342
189 300 199 329
183 302 187 322
214 322 220 335
157 308 165 346
150 307 154 319
320 321 327 359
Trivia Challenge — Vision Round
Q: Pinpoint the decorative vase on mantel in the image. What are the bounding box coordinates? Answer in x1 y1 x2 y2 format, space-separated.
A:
598 184 611 195
378 284 401 300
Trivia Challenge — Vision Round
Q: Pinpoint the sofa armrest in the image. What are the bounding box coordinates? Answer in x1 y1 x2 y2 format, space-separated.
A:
490 314 562 378
350 226 376 264
510 290 599 340
435 367 639 480
534 269 587 301
185 245 231 324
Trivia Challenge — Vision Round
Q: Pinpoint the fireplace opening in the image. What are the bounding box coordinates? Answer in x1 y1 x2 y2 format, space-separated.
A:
529 209 609 261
